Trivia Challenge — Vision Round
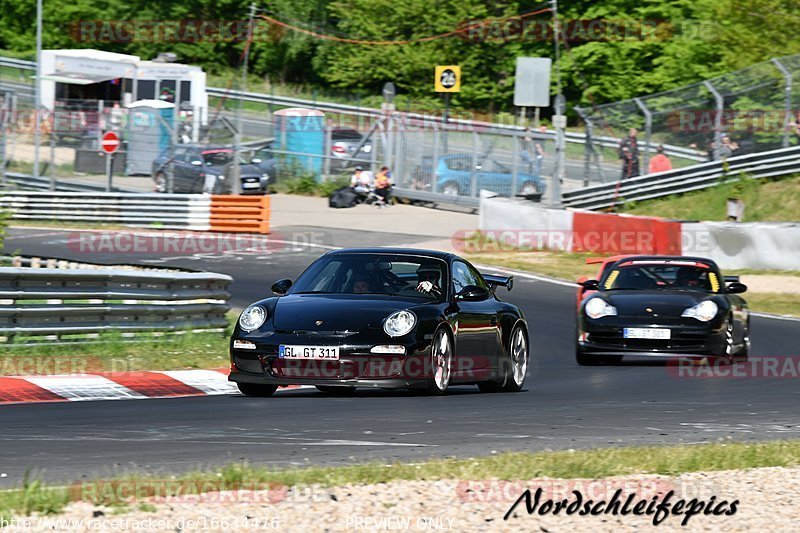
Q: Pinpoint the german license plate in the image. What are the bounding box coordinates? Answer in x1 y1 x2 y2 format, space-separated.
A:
242 181 260 189
279 345 340 360
623 328 671 340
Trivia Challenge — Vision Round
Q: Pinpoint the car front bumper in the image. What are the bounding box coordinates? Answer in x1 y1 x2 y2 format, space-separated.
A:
577 316 728 357
228 331 436 388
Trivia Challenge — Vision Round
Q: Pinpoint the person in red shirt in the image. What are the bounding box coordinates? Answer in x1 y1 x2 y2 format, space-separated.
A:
649 145 673 174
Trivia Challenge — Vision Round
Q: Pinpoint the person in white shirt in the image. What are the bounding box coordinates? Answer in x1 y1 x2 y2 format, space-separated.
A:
350 166 373 195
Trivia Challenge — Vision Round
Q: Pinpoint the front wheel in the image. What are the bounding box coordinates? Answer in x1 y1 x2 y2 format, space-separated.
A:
154 172 167 193
519 181 540 196
236 382 278 397
427 328 453 394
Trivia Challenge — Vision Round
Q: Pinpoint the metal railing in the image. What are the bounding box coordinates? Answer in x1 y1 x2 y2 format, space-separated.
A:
1 172 140 193
0 191 213 226
563 145 800 210
0 267 231 343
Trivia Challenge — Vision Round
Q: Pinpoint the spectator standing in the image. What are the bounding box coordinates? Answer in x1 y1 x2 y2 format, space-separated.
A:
788 111 800 145
718 135 739 160
519 127 535 174
533 125 547 176
648 145 673 174
618 127 641 179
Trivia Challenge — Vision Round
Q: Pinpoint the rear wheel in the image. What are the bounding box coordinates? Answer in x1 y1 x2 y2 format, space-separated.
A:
315 385 357 396
236 383 278 397
739 321 751 361
441 181 460 196
478 325 529 393
427 328 453 394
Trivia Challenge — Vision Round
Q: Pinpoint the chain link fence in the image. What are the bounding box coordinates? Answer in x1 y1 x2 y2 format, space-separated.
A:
577 53 800 185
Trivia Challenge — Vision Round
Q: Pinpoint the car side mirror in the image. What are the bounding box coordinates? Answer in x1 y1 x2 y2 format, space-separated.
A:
271 278 292 295
190 160 203 166
726 282 747 294
250 158 262 164
456 285 490 301
580 279 600 290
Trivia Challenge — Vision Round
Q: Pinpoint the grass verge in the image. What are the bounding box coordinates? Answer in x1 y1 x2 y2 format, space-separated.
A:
0 326 232 376
3 440 800 519
622 174 800 222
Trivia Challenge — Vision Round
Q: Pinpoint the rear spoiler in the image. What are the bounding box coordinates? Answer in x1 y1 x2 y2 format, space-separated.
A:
724 275 740 283
483 274 514 291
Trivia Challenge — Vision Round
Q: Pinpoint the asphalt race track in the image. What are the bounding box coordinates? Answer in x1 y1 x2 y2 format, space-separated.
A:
1 227 799 486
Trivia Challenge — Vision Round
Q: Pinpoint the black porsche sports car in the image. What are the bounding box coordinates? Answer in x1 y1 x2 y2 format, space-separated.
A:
576 256 750 365
229 248 530 396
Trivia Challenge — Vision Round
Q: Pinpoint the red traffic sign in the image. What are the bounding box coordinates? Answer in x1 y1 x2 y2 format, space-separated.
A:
100 131 121 154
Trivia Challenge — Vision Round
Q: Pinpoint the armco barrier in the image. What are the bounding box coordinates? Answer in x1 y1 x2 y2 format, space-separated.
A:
563 145 800 210
0 192 270 234
479 196 800 270
0 267 232 343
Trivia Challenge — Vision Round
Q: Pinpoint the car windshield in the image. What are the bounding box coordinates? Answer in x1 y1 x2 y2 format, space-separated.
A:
202 150 246 166
601 262 721 293
291 254 447 301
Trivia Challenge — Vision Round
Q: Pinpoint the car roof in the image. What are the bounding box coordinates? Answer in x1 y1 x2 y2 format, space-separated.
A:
326 248 456 261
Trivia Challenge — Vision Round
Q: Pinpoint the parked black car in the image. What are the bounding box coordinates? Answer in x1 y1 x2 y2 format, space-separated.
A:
248 144 279 182
152 145 270 194
229 248 530 396
576 256 750 365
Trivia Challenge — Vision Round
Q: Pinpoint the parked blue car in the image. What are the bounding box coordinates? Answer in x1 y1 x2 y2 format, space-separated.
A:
411 155 546 197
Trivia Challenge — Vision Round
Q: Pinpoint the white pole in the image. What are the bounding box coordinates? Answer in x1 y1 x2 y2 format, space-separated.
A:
34 0 42 181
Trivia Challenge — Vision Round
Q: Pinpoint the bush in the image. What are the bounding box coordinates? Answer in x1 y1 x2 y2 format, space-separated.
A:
273 175 351 197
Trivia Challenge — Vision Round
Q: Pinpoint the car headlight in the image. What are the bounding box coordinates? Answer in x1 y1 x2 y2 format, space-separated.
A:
681 300 718 322
261 173 269 181
239 305 266 331
584 297 617 319
383 310 416 337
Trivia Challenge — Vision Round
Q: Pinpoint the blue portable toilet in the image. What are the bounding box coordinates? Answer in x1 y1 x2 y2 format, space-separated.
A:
125 99 174 175
274 108 324 178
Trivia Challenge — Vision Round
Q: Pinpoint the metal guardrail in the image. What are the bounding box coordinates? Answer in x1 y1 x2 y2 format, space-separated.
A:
562 145 800 210
0 267 231 342
1 172 140 193
0 191 213 226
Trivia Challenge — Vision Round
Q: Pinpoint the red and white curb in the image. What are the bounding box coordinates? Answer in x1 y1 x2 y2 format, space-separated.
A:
0 369 306 405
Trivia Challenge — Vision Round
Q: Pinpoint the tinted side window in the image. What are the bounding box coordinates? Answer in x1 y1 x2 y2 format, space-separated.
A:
452 261 488 293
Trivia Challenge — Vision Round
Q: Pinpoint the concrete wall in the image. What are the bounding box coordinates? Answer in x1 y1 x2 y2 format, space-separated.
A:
479 197 800 270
